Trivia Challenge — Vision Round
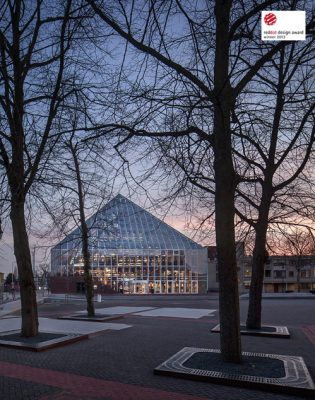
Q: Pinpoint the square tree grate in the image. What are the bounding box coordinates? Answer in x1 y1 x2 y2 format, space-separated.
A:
154 347 315 397
0 330 88 351
211 323 290 338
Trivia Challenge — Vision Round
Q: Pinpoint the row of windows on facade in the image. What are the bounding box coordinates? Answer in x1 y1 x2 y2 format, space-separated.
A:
244 268 315 279
113 280 200 294
266 269 315 279
52 252 187 268
55 265 199 279
266 258 315 266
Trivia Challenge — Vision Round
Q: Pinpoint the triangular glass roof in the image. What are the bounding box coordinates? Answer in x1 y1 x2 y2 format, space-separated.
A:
55 194 202 251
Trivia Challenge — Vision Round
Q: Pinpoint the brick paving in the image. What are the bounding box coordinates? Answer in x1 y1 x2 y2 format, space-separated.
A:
0 294 314 399
300 325 315 346
0 361 208 400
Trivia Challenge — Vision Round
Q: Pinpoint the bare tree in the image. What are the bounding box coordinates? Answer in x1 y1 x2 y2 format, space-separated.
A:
137 18 315 332
36 114 118 316
0 0 86 336
165 45 314 330
84 0 307 362
36 263 50 290
65 134 96 316
281 227 315 292
232 40 315 329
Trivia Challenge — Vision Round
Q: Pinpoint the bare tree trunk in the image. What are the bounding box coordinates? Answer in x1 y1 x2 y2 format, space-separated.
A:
81 220 95 316
246 177 273 329
246 186 271 329
71 143 95 317
214 0 241 363
215 151 241 361
10 201 38 337
246 223 268 329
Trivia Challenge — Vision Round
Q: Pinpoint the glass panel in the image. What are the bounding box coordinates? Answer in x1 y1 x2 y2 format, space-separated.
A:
50 195 206 284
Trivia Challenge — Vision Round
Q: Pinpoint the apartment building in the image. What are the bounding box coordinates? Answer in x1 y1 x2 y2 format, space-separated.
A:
207 245 315 293
259 255 315 293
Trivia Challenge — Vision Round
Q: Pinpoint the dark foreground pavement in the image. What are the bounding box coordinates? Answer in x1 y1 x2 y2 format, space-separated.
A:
0 294 314 400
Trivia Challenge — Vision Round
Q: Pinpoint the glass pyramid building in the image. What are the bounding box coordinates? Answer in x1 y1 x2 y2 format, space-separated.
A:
51 194 207 294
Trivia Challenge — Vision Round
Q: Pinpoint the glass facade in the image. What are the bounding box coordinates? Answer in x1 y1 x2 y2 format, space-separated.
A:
51 195 207 294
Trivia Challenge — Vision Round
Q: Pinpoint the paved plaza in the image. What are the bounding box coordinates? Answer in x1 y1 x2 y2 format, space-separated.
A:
0 294 314 399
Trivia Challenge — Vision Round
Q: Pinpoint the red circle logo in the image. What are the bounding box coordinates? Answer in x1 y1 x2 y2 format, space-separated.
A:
264 13 277 26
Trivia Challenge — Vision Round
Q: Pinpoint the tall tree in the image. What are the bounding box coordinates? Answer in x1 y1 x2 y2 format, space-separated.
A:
154 42 315 330
66 133 95 316
86 0 299 362
36 117 116 317
232 41 315 329
117 5 315 333
0 0 84 336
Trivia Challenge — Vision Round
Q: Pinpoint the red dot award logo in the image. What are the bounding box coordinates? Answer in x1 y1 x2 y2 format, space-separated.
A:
264 12 277 26
262 11 305 41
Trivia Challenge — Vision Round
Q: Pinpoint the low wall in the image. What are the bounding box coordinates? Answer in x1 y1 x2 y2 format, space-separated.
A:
49 276 115 295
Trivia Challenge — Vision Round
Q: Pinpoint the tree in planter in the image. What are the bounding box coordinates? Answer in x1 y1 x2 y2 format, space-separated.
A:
67 136 95 316
38 119 116 316
86 0 301 362
232 41 315 329
0 0 85 336
148 34 315 332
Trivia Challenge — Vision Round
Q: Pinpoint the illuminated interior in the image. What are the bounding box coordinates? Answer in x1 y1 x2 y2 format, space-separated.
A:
51 195 207 294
